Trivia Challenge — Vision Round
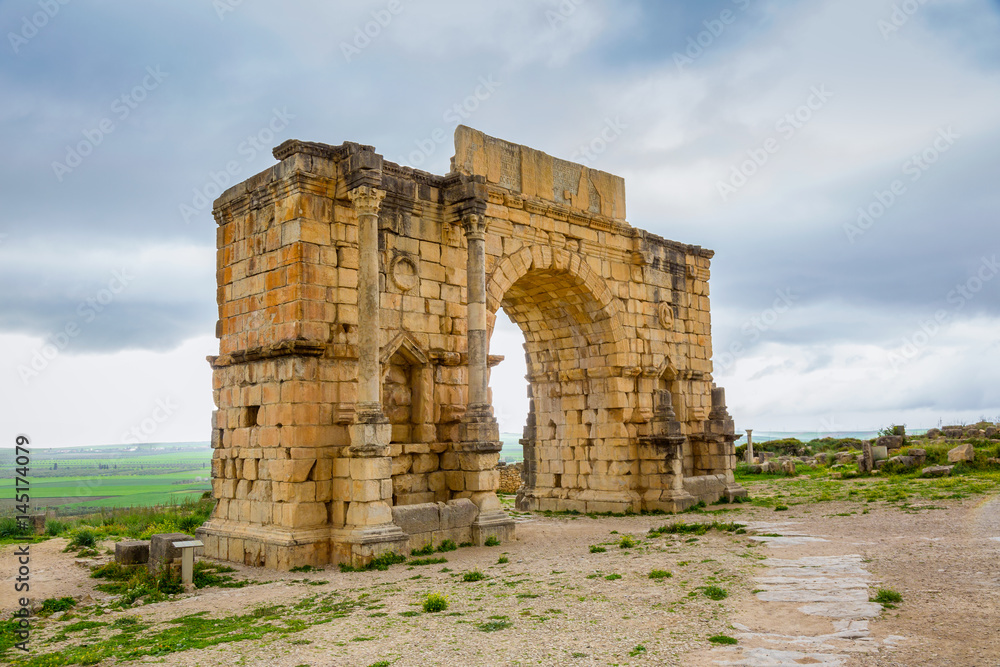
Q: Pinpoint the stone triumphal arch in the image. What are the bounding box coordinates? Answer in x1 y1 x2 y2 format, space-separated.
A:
197 126 745 570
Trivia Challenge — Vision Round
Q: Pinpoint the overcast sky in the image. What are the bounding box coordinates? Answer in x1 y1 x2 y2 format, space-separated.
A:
2 0 998 448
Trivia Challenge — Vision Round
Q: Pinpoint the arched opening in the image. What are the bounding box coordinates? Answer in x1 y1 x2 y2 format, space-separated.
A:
486 255 632 513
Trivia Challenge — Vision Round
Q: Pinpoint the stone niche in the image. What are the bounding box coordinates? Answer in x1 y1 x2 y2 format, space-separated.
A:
196 125 745 571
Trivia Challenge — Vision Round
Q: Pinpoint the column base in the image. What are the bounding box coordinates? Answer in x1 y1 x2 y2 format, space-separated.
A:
330 523 409 569
724 482 748 502
471 510 516 545
196 519 330 571
643 488 699 513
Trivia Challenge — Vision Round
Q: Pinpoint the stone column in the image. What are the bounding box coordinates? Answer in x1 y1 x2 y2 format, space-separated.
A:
464 213 490 413
458 212 515 545
336 185 406 567
745 429 754 465
348 185 386 421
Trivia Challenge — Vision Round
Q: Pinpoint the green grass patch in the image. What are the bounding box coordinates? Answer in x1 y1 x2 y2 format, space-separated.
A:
411 544 435 556
709 634 737 645
700 585 728 600
409 557 447 566
339 552 407 573
871 588 903 608
476 616 512 632
649 521 746 536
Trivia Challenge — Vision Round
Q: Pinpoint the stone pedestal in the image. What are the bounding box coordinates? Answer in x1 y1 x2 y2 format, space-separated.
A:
334 418 408 567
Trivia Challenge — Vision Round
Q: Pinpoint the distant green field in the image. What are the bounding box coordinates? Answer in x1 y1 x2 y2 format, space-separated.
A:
500 433 523 462
0 471 211 513
1 442 211 512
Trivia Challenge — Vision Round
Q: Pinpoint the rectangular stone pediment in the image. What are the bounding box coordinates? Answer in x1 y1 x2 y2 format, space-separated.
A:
451 125 627 222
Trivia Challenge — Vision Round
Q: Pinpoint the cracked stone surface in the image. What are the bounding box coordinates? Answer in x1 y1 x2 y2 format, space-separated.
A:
704 524 898 666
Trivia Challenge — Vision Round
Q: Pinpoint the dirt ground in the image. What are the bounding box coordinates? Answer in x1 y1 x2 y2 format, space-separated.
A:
2 487 999 666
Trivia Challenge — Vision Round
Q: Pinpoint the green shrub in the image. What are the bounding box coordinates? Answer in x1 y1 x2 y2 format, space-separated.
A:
589 545 606 553
701 585 728 600
0 517 31 539
45 520 69 536
423 593 448 613
67 528 97 550
39 597 77 617
436 539 457 553
411 544 434 556
484 536 501 547
462 569 485 582
871 588 903 608
709 634 737 645
648 569 672 579
618 535 637 549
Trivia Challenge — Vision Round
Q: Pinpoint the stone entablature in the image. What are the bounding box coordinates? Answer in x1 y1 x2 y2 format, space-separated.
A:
197 126 744 570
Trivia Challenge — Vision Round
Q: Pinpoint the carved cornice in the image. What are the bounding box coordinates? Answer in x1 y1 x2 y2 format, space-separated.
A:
210 339 327 367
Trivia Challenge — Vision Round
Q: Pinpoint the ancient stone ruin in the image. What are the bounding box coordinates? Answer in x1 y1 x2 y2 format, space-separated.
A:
197 126 745 570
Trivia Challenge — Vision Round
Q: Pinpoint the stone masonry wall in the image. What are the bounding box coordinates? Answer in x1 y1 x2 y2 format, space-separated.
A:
197 126 743 570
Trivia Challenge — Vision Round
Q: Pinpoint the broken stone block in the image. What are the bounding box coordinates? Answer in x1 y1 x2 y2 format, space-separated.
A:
875 435 903 449
115 540 150 565
148 532 193 573
921 465 953 478
947 443 974 463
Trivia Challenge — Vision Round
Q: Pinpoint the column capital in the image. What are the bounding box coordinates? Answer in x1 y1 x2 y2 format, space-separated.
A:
461 212 488 240
348 186 386 217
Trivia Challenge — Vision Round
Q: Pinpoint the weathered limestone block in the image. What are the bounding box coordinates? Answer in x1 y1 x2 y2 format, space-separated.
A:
948 443 975 463
116 540 150 565
391 503 440 536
